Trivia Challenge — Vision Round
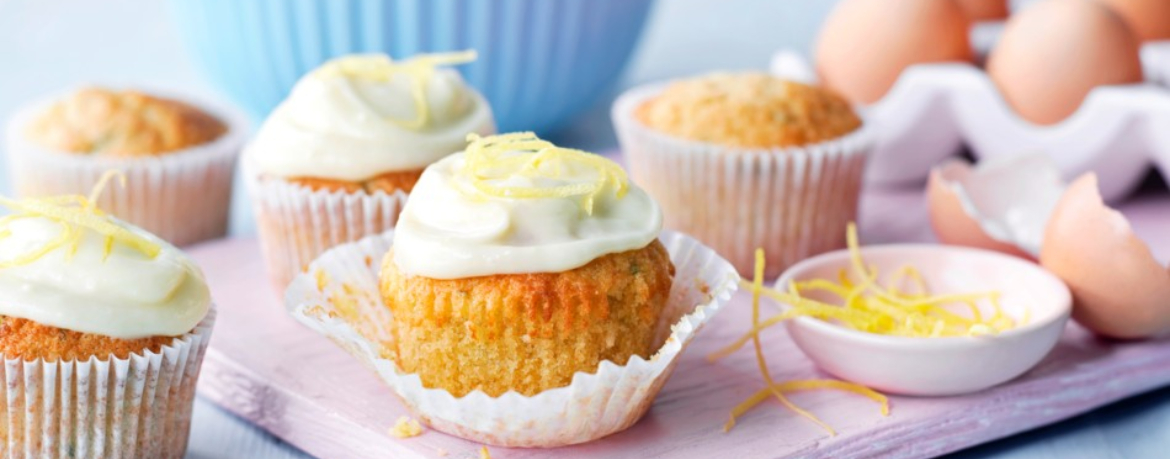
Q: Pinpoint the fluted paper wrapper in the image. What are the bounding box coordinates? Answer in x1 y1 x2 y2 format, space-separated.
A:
613 83 873 278
0 309 215 459
242 151 408 290
286 230 738 447
4 92 247 247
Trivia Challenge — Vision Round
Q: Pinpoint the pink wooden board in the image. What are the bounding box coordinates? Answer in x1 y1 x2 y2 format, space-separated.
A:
189 184 1170 459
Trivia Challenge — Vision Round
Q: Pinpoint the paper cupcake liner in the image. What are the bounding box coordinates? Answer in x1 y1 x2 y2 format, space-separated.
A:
3 90 249 247
286 230 739 447
242 151 409 290
612 83 874 279
0 308 215 459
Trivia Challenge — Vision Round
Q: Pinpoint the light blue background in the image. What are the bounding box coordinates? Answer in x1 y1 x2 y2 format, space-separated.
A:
2 0 1168 457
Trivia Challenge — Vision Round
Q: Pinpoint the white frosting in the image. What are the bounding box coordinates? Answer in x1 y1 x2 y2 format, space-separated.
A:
248 54 495 181
0 217 210 339
393 152 663 279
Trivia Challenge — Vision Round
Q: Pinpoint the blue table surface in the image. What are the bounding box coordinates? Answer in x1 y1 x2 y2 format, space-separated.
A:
3 0 1169 457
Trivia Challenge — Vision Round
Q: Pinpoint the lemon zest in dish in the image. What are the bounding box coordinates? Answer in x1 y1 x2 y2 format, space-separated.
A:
388 416 423 438
710 224 1015 360
720 249 886 435
0 170 160 267
314 50 477 130
459 132 629 214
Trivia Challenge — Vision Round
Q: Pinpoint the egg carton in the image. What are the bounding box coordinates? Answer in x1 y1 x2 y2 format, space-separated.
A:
771 42 1170 203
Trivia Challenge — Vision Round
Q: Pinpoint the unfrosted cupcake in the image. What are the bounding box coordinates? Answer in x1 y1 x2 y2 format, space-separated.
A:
0 182 214 458
613 72 872 278
245 51 495 289
382 132 672 397
5 87 247 246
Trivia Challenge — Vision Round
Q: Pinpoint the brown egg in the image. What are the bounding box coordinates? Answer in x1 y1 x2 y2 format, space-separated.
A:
815 0 972 104
1098 0 1170 41
956 0 1010 21
926 161 1033 259
1039 174 1170 339
987 0 1144 125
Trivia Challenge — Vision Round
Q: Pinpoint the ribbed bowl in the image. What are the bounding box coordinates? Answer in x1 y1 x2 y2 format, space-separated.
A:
167 0 655 133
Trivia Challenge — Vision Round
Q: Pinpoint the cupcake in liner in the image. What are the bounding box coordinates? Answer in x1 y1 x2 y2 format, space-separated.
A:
286 230 738 447
4 88 249 247
243 52 496 290
612 80 874 279
1 310 215 458
243 150 409 290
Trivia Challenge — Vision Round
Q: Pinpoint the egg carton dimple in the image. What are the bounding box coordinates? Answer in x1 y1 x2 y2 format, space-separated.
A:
772 45 1170 203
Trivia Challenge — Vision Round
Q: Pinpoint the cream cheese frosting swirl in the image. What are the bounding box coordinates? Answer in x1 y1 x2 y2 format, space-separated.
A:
248 51 495 182
0 187 210 339
393 133 663 279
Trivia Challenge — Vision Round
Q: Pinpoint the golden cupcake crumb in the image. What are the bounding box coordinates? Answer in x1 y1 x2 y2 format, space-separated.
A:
0 316 179 361
635 72 861 148
381 241 675 397
27 87 227 156
389 416 423 438
285 168 424 195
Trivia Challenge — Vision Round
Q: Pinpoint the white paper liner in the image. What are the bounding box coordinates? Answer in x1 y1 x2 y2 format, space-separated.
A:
0 308 215 458
3 90 249 247
286 230 738 447
612 82 874 278
242 150 409 290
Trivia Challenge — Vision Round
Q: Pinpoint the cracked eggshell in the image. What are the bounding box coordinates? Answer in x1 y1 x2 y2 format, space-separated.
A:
1039 174 1170 339
926 155 1065 259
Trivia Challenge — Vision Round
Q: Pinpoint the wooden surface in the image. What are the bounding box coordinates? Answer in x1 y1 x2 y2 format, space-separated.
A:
187 185 1170 459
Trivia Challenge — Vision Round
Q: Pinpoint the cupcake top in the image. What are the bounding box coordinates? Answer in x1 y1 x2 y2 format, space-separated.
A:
248 51 495 182
635 72 862 148
393 132 662 279
0 176 210 339
26 87 228 157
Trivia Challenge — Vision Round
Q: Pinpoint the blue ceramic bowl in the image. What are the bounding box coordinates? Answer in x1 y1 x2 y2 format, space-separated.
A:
168 0 655 134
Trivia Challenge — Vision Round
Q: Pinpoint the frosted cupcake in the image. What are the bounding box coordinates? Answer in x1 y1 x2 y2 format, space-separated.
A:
0 178 214 457
613 72 872 278
5 87 247 246
286 132 739 446
383 132 673 397
245 51 495 289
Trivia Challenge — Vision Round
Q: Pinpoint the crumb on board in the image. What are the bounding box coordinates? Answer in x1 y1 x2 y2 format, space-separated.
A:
433 447 448 457
389 416 423 438
365 255 374 267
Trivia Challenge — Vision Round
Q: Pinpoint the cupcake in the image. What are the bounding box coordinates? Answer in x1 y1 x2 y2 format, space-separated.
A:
286 132 739 446
0 178 214 457
384 132 673 397
244 51 495 289
5 87 247 246
613 72 872 278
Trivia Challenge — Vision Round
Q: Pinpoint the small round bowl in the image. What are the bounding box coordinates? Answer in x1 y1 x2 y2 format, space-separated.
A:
776 244 1071 396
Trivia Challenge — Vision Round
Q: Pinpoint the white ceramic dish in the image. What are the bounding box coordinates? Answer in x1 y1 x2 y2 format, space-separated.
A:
771 39 1170 202
774 244 1071 396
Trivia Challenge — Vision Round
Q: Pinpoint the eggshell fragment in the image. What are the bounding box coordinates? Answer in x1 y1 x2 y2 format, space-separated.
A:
926 155 1064 258
1099 0 1170 41
987 0 1144 125
956 0 1009 21
1039 174 1170 339
815 0 972 104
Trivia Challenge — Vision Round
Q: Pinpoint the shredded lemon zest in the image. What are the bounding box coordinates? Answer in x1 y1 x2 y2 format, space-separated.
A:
479 446 491 459
713 223 1023 434
314 50 477 130
458 132 629 214
0 173 160 267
